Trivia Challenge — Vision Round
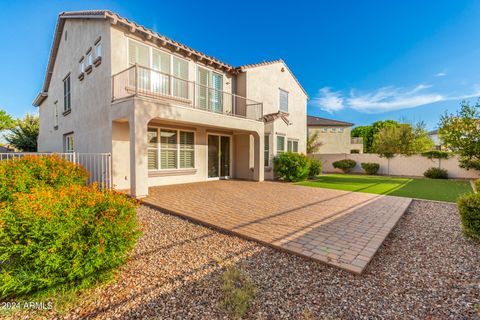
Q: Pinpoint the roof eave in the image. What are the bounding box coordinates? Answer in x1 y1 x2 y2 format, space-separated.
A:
33 92 48 107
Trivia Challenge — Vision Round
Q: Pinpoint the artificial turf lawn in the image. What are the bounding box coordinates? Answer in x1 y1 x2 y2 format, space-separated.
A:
297 174 473 202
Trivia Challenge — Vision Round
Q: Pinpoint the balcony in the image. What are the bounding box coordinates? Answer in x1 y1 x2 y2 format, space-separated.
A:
112 65 263 121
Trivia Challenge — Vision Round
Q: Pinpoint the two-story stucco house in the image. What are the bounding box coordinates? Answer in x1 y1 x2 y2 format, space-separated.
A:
34 10 308 198
307 116 363 154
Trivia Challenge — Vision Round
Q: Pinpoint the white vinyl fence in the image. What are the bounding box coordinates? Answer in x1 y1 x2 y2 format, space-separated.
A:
310 153 480 179
0 153 112 189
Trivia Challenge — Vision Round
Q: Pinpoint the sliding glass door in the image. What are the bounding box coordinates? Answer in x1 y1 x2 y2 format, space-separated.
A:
208 135 230 179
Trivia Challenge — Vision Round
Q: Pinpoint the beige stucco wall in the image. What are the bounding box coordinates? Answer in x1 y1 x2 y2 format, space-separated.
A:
311 153 479 179
38 19 112 153
237 61 308 180
308 125 356 154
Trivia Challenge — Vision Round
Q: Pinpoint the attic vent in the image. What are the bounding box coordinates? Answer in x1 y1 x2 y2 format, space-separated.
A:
65 30 68 41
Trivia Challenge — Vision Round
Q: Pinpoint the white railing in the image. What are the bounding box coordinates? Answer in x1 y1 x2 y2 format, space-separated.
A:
112 64 264 121
0 153 112 190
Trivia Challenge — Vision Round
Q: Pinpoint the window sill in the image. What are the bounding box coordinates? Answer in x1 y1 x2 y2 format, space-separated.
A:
85 65 93 74
78 73 85 81
148 168 197 177
63 109 71 116
93 56 102 67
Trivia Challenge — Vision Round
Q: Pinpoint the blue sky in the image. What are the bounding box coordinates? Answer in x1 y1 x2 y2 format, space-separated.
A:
1 0 480 129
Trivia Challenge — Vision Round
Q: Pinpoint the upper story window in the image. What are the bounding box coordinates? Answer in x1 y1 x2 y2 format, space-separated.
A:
276 135 285 155
95 42 102 58
321 127 328 133
338 128 344 133
197 67 223 111
330 128 336 133
279 89 289 112
79 59 85 74
87 51 93 66
63 74 71 112
128 39 149 66
64 133 74 152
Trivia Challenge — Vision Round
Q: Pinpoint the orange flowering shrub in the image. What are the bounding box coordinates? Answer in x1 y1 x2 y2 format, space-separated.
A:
0 155 89 202
0 184 139 298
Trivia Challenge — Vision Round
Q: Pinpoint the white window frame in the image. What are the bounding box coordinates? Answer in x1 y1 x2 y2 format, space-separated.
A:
264 134 270 167
276 135 286 155
147 126 196 171
87 52 93 66
63 74 71 112
330 127 336 133
321 127 328 133
279 88 289 112
64 133 74 153
196 65 223 111
79 59 85 74
95 42 102 58
287 139 299 153
338 127 344 133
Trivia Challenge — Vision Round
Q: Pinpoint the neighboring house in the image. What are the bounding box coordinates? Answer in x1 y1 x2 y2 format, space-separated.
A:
307 116 363 154
33 10 308 197
0 145 15 153
428 129 443 150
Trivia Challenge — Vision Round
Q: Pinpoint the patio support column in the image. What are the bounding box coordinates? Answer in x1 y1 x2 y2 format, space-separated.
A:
129 113 149 198
252 131 264 182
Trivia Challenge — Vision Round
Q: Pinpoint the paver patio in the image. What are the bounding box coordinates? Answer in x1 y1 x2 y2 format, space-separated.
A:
142 180 412 274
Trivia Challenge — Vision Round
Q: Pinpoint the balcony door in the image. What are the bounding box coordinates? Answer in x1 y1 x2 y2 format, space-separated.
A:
208 134 230 179
197 67 223 112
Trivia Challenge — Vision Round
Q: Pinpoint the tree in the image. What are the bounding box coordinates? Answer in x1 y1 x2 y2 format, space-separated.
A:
307 131 323 154
439 100 480 170
373 122 433 158
351 120 399 153
4 114 39 152
0 109 15 131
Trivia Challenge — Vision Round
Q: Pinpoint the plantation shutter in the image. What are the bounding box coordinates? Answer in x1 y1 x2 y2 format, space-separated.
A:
128 40 149 66
173 57 189 98
197 67 209 109
160 129 178 169
147 128 158 170
211 73 223 112
152 49 170 95
179 131 194 168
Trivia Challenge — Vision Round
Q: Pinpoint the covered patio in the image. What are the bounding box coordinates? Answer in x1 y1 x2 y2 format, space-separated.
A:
142 180 412 274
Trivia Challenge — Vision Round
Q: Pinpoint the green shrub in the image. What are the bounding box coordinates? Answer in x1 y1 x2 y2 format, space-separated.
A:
332 159 357 173
220 266 256 319
457 193 480 240
0 184 139 299
308 158 322 179
475 179 480 193
423 167 448 179
274 152 310 182
361 162 380 175
421 150 452 159
0 155 89 202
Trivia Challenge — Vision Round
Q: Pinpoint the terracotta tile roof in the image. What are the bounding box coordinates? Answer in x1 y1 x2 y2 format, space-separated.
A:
33 10 309 105
307 115 353 127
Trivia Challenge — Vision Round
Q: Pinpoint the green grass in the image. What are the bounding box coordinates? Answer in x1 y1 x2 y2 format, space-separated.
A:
297 174 473 202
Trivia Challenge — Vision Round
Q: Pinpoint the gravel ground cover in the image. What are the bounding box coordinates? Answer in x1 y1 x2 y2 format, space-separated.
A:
13 201 480 319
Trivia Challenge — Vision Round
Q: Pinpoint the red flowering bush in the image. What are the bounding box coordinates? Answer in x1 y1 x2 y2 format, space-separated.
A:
0 184 139 298
0 155 89 202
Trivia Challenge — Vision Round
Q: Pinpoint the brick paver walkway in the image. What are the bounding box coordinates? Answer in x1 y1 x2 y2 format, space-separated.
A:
142 180 411 274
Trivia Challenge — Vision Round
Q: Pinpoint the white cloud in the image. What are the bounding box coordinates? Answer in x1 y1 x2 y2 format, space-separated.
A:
436 72 447 77
311 83 480 114
310 87 345 113
346 85 444 113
